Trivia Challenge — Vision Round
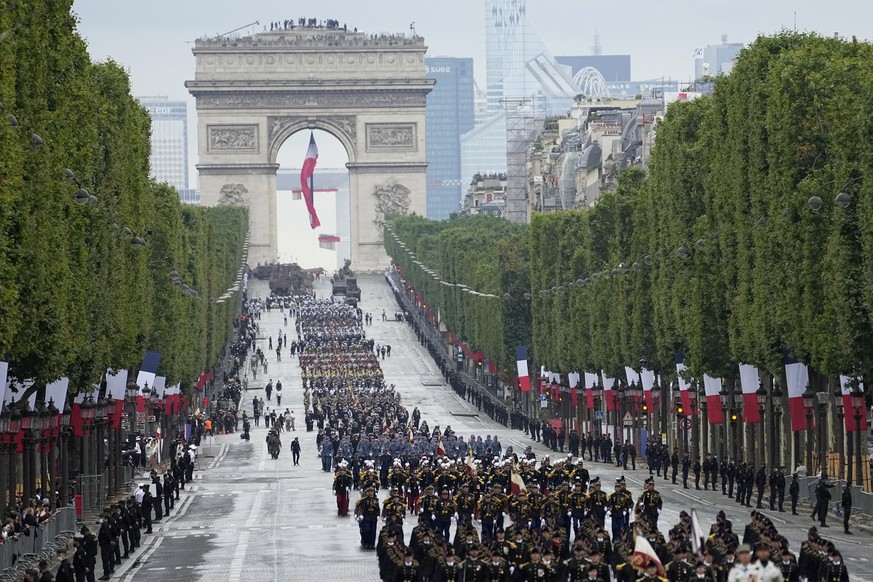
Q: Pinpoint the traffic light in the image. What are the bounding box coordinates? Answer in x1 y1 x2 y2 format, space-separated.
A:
642 403 649 413
676 406 683 416
730 412 738 425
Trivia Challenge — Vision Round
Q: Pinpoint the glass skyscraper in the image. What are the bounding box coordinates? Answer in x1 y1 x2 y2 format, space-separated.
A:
461 0 578 208
138 96 189 195
425 58 475 220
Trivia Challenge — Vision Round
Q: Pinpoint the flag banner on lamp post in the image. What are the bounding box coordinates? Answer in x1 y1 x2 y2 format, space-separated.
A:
703 375 723 423
585 372 598 409
0 362 8 416
675 354 692 416
839 376 868 432
136 351 162 414
784 355 810 431
105 370 128 429
515 346 531 393
624 366 636 386
738 363 761 423
602 371 616 411
568 372 580 407
45 377 70 410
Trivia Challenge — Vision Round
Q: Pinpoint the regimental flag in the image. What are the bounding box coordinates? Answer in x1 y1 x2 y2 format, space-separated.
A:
136 352 161 413
739 363 761 423
465 448 476 476
703 375 723 424
436 436 446 457
840 376 868 432
510 465 527 495
516 346 531 393
300 132 321 229
784 354 811 431
690 509 706 555
602 371 616 411
675 354 693 416
631 535 666 577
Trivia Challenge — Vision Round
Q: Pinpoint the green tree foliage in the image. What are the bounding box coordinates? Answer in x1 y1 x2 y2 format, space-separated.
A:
528 32 873 381
385 215 529 373
0 0 248 395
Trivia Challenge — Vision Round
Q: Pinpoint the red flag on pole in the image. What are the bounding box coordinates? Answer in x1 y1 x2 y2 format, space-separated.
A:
300 132 321 229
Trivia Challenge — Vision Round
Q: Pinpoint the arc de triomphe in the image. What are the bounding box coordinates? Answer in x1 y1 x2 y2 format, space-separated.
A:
186 27 434 271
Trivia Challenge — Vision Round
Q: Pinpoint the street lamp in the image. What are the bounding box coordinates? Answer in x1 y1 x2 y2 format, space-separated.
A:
771 383 783 470
802 388 816 472
719 389 729 460
756 387 767 468
850 385 865 487
816 391 830 478
628 381 642 449
651 380 661 444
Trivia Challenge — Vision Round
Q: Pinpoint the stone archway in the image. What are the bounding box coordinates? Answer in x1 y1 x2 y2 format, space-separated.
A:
186 27 434 271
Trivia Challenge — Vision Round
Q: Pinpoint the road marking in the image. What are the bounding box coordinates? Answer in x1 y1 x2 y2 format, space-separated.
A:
120 535 164 582
228 490 266 582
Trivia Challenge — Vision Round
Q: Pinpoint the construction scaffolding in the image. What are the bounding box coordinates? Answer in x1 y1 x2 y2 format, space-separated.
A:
504 101 544 224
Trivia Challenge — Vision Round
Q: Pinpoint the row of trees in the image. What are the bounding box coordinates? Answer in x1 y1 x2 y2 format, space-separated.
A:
534 32 873 382
0 0 247 394
387 33 873 387
385 215 530 374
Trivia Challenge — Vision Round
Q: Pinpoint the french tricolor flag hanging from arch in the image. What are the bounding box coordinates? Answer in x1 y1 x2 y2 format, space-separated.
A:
300 132 321 229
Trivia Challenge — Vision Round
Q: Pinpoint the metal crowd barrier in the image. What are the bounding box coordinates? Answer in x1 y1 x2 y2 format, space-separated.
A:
0 506 76 577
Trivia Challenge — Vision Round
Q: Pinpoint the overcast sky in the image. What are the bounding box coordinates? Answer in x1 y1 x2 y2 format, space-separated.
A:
71 0 873 172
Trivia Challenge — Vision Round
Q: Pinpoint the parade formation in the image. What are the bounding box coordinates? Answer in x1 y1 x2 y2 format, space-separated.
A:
242 285 859 582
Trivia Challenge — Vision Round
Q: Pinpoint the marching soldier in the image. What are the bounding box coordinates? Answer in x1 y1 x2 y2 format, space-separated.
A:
433 548 465 582
355 486 381 549
393 550 420 582
608 477 633 541
585 477 608 528
665 544 693 582
637 477 663 528
482 546 510 582
778 548 799 582
333 463 354 516
818 549 849 582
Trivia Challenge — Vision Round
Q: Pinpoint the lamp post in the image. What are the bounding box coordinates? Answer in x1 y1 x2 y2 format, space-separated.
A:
35 400 52 507
801 388 815 472
590 382 602 436
771 383 783 471
0 406 10 512
60 399 72 507
719 389 729 461
628 381 642 452
756 387 767 468
5 403 21 510
651 380 661 448
612 381 622 446
694 380 707 458
80 395 96 477
19 400 37 504
850 385 865 488
105 395 116 493
816 391 830 477
835 397 845 482
42 400 57 509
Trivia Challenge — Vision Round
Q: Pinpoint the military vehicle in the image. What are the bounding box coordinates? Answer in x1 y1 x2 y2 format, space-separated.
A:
269 263 314 296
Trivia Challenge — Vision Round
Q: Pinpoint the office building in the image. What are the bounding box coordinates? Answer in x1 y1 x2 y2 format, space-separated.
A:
138 96 189 194
693 36 744 80
425 57 475 220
